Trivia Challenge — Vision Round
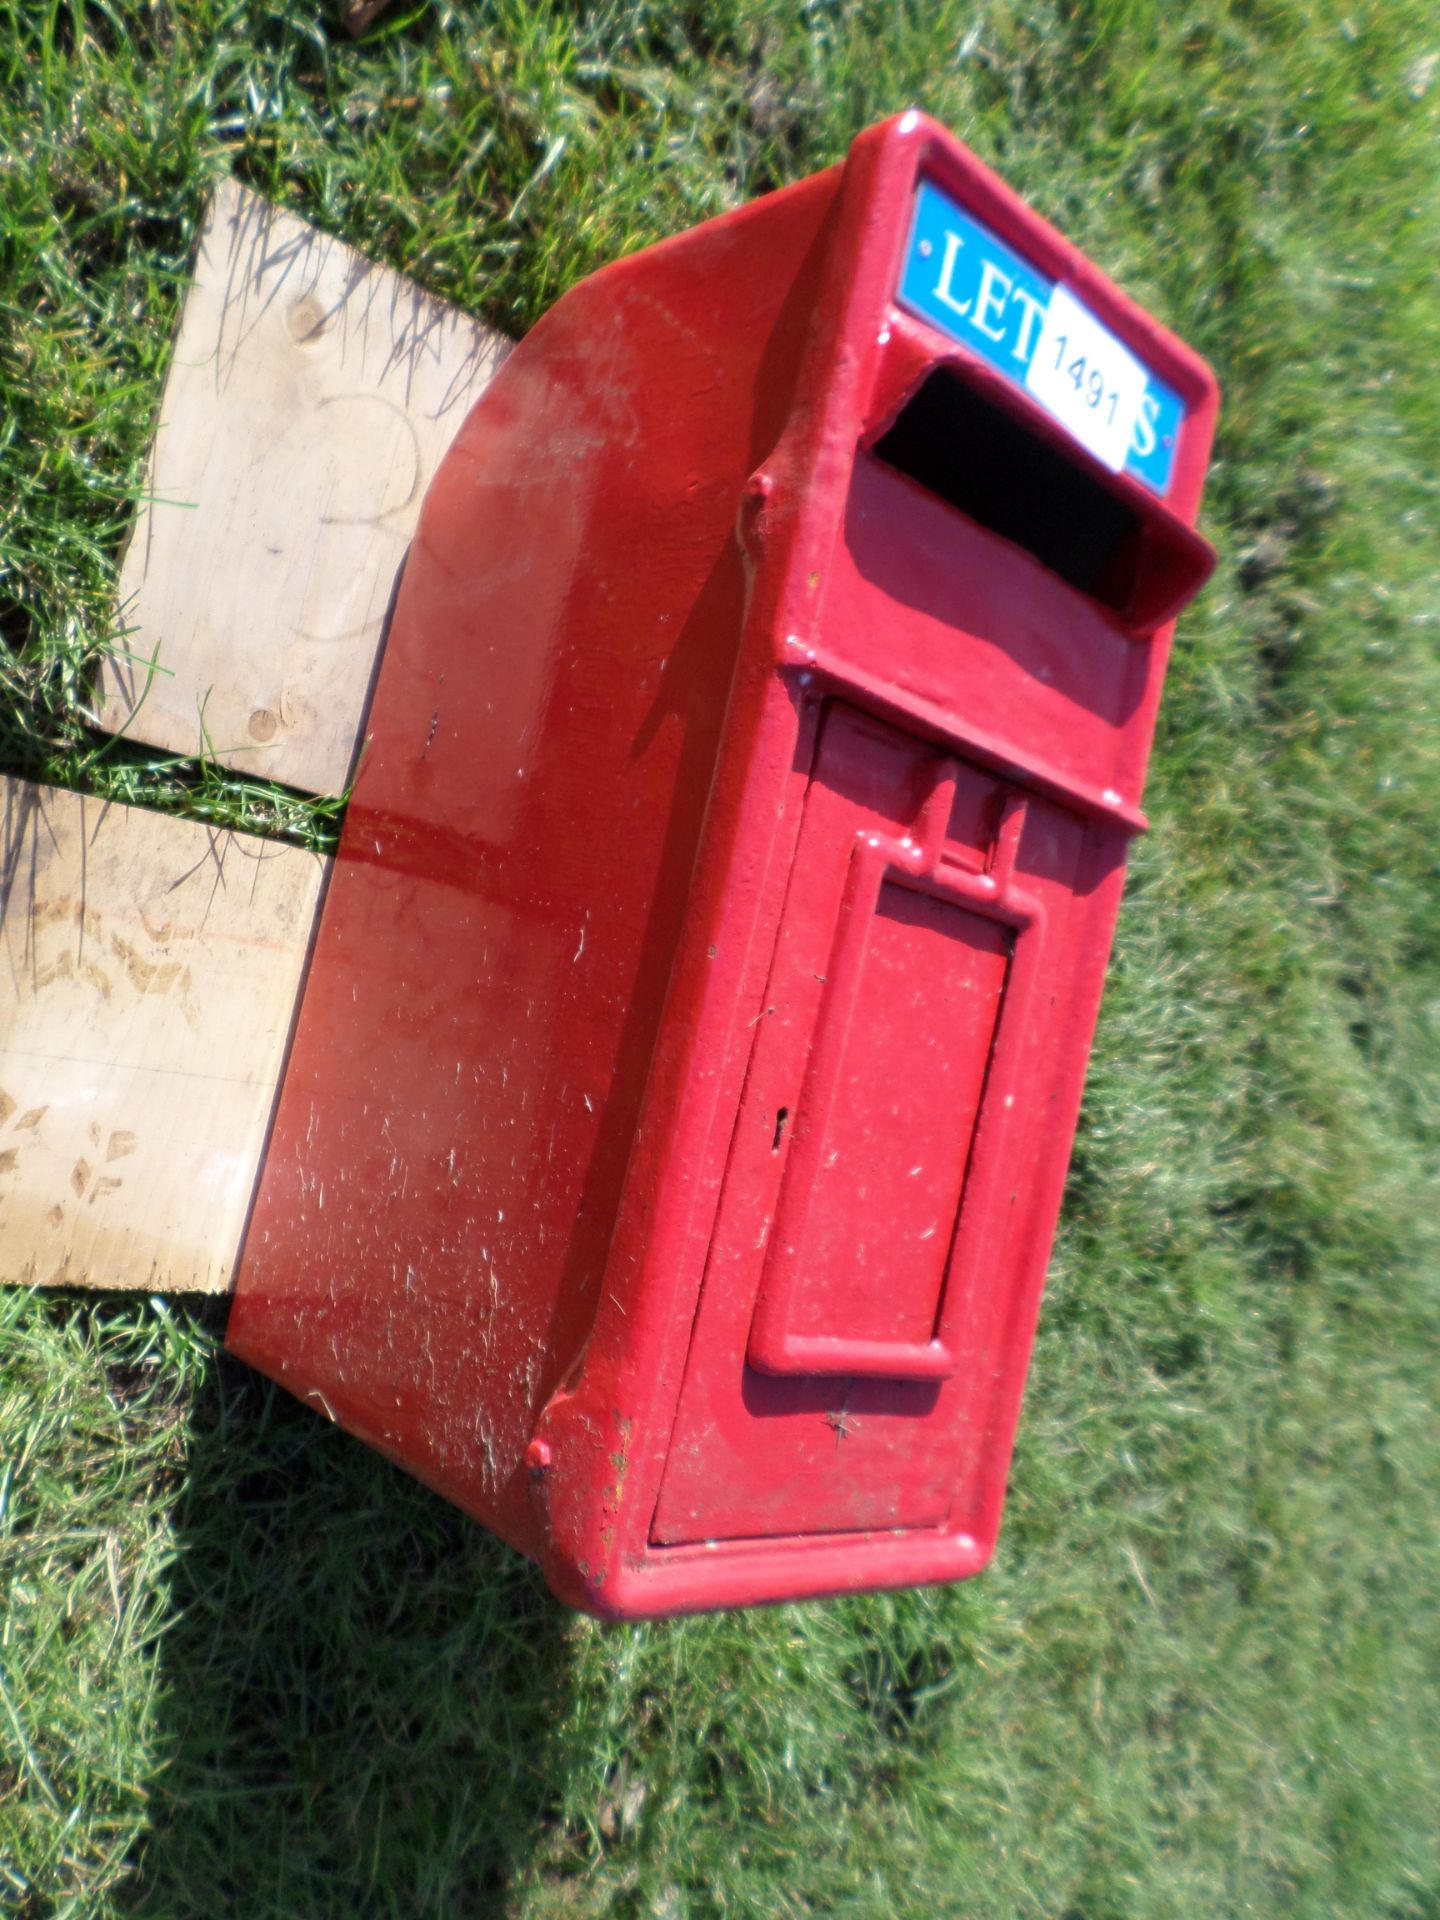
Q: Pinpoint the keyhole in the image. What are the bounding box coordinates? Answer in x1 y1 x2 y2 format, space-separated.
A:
771 1107 789 1152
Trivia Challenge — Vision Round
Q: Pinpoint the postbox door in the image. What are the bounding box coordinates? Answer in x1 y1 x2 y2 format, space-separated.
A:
652 703 1088 1546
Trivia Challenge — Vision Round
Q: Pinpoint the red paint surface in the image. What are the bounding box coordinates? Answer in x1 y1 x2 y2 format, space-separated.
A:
227 113 1218 1616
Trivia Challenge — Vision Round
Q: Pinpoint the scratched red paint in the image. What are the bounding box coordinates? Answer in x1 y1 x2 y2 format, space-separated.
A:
227 114 1219 1616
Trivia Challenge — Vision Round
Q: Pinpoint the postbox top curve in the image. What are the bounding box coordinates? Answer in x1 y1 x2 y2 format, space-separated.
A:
857 116 1219 411
796 113 1219 529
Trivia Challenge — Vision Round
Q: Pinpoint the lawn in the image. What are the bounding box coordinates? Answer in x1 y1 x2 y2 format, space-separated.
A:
2 2 1439 1915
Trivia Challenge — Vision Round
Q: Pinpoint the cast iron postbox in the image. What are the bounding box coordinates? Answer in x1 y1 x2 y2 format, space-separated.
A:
228 113 1219 1616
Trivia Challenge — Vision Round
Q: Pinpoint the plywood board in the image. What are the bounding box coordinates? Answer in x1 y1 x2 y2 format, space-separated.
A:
0 779 327 1292
98 178 509 797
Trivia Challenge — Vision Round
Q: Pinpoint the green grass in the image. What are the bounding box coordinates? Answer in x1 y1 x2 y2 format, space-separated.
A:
2 1 1439 1914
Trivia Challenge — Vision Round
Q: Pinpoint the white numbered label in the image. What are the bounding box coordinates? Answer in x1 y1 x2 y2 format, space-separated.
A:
1024 283 1147 472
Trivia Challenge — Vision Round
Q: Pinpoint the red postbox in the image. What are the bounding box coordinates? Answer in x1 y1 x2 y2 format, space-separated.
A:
228 113 1218 1616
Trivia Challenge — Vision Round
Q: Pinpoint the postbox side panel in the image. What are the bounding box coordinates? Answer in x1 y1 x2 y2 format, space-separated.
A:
226 168 844 1551
651 703 1091 1546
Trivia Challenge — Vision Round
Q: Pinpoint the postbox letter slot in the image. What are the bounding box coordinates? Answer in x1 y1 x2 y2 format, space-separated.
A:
870 368 1211 631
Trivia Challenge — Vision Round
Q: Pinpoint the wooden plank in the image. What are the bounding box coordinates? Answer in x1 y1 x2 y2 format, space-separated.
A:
9 188 507 1291
98 178 509 797
0 779 326 1292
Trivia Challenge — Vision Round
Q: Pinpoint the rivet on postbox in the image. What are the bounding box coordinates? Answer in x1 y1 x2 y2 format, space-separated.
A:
227 113 1219 1618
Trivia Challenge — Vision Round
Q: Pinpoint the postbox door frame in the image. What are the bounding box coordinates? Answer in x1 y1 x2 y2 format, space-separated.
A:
746 732 1047 1383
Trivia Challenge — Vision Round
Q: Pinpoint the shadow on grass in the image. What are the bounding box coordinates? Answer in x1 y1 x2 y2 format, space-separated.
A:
124 1332 576 1917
